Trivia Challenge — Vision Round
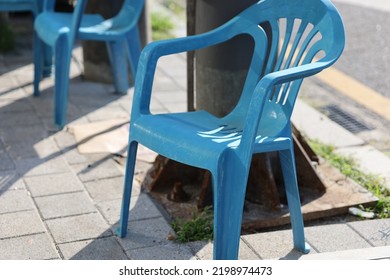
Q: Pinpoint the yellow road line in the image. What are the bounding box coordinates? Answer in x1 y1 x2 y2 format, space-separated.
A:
316 67 390 122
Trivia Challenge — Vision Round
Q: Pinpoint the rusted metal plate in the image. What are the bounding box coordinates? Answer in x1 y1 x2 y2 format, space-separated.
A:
140 131 377 232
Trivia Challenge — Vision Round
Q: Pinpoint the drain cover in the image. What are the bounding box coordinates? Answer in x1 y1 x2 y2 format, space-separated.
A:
321 105 373 133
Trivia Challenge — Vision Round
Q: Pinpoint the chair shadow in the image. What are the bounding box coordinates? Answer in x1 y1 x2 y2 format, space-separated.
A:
0 17 141 261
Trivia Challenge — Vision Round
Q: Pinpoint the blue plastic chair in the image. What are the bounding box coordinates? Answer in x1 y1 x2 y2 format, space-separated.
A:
0 0 52 76
116 0 345 259
33 0 144 129
0 0 40 15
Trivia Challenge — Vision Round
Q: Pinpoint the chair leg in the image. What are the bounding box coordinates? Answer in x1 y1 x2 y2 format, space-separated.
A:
33 33 43 97
115 140 139 238
279 148 310 253
42 43 53 78
53 38 72 129
212 151 249 260
106 40 129 95
125 27 142 77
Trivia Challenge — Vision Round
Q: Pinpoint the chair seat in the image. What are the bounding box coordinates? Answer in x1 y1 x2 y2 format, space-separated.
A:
79 18 135 41
131 111 291 169
34 12 104 46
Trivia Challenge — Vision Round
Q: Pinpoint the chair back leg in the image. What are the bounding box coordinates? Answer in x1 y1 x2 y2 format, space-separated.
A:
106 40 130 94
42 43 53 78
279 148 310 253
126 27 142 77
33 33 43 96
53 36 72 128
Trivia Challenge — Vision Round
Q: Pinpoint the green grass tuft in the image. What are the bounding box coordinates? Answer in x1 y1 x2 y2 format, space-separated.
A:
151 12 175 41
309 139 390 218
171 206 214 243
0 22 15 53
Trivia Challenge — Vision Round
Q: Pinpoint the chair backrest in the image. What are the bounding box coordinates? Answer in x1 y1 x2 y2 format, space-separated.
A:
87 0 144 34
68 0 88 47
223 0 345 137
0 0 41 15
41 0 54 11
111 0 144 30
42 0 144 49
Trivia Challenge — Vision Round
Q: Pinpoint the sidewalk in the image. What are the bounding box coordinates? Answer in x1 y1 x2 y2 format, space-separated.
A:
1 41 390 259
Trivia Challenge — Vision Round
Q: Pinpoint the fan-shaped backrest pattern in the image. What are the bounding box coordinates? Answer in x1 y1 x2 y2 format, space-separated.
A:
228 0 344 137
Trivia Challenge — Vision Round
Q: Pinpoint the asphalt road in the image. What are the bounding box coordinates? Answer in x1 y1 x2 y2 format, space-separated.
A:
332 0 390 98
299 0 390 156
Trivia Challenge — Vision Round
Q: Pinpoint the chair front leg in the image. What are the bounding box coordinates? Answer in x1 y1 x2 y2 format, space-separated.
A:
212 151 250 260
53 37 72 129
116 140 139 238
33 33 43 97
125 26 142 77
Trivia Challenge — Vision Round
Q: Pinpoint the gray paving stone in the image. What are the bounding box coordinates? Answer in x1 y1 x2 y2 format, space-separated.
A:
0 75 20 94
0 233 59 260
127 242 194 260
85 105 129 122
0 111 42 128
301 245 390 260
24 173 84 197
187 239 260 260
84 176 137 203
30 97 81 118
71 159 123 182
96 199 121 225
0 85 27 100
0 171 26 192
46 213 112 244
15 156 71 177
0 189 35 214
0 87 26 101
62 148 108 165
52 129 78 150
69 85 119 109
7 137 60 160
0 98 34 113
118 217 174 251
0 146 14 171
306 223 372 253
242 229 314 259
97 194 162 225
116 98 133 114
1 124 50 145
0 211 46 239
152 72 184 92
348 218 390 247
34 192 97 219
59 237 128 260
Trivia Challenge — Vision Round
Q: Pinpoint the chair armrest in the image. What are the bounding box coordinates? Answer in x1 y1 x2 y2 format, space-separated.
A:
130 22 250 119
238 60 331 157
42 0 55 11
261 61 329 88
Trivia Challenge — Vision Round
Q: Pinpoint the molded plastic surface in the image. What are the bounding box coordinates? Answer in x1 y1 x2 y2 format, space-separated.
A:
116 0 345 260
33 0 144 128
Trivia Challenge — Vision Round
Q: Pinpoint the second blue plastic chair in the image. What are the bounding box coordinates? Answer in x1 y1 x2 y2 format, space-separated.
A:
116 0 345 260
0 0 39 14
33 0 144 129
0 0 52 76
